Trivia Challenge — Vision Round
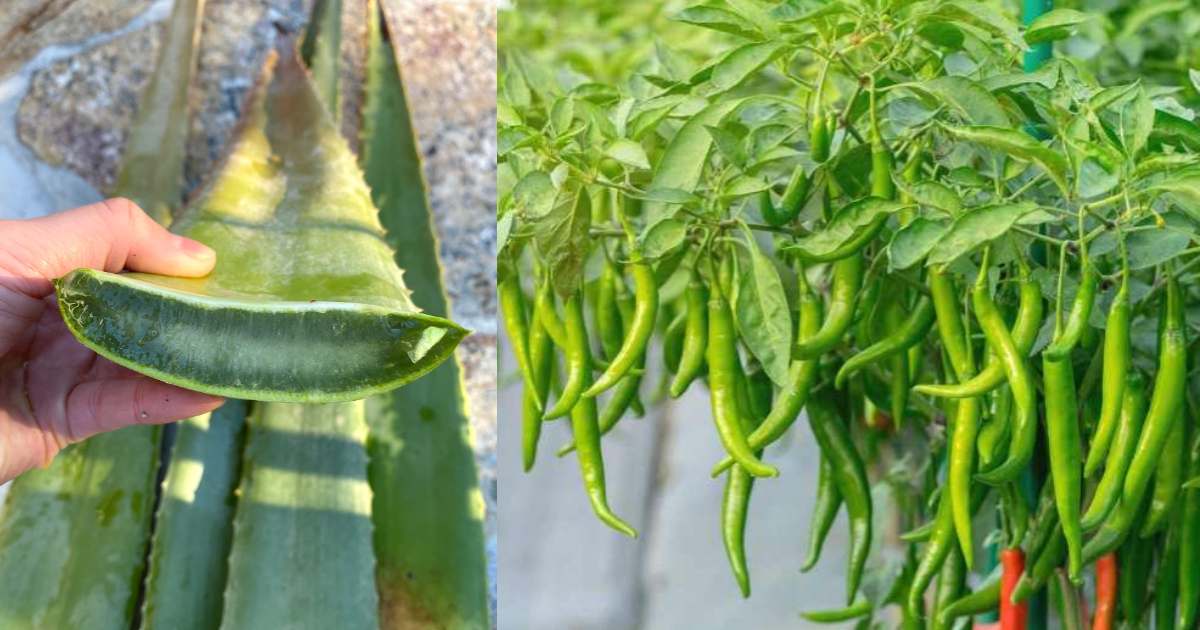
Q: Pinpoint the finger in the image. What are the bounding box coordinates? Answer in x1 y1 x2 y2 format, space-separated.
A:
2 197 216 298
64 377 224 441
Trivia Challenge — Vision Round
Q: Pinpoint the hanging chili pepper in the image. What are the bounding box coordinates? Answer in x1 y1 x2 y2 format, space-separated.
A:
1043 252 1097 361
1118 533 1154 627
669 270 708 398
522 296 554 471
1081 373 1148 530
534 280 569 350
543 291 591 420
721 358 770 597
801 599 872 624
938 568 1000 628
1178 427 1200 629
801 453 843 572
1001 548 1028 630
760 166 810 226
594 261 624 362
949 393 981 568
585 252 658 397
1010 530 1065 603
1084 268 1130 478
928 268 972 381
1092 553 1117 630
1139 409 1186 537
835 296 934 389
1042 348 1083 579
500 272 542 412
931 549 966 630
662 310 686 374
792 253 863 359
1156 510 1182 630
808 390 872 603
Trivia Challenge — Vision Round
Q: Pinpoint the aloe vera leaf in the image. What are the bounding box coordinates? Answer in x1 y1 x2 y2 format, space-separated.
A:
301 0 344 123
112 0 207 225
53 49 468 403
0 427 161 629
219 401 379 629
140 401 247 630
359 4 490 626
0 0 207 625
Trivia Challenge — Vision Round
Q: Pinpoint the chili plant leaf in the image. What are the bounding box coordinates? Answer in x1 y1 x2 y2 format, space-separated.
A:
942 124 1069 195
360 4 490 624
787 198 909 260
906 76 1010 127
674 4 763 40
888 217 951 271
926 203 1037 267
53 50 467 403
1024 9 1091 45
708 41 785 94
533 184 591 298
735 224 792 387
605 138 651 171
1126 213 1195 270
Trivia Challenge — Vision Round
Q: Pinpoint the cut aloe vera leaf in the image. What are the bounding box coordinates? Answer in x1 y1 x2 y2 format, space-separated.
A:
0 427 161 629
141 401 247 629
54 49 467 403
220 401 379 629
359 4 490 626
112 0 207 225
0 0 206 625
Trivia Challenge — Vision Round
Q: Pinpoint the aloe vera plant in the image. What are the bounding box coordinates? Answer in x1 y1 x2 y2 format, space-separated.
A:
359 3 490 626
53 43 467 403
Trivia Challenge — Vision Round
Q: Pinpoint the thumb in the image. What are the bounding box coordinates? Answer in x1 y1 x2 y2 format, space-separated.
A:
7 197 216 298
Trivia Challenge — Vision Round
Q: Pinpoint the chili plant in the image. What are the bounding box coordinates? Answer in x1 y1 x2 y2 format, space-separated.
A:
500 0 1200 624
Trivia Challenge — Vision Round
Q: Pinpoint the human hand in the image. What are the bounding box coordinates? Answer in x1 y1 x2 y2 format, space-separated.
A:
0 198 225 483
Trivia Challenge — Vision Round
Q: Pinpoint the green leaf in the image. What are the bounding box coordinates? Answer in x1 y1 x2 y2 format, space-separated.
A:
1120 86 1154 158
906 76 1009 127
361 5 489 624
674 4 763 40
1151 110 1200 152
512 171 558 219
888 217 951 270
643 218 688 259
605 138 651 170
1024 9 1091 44
706 123 747 170
634 187 701 206
220 402 379 629
1127 213 1194 270
534 185 592 298
722 175 770 198
931 1 1026 51
550 96 575 136
708 41 785 94
1190 69 1200 95
55 51 466 403
141 402 247 629
894 179 962 216
300 0 343 120
642 99 742 233
1142 167 1200 223
926 203 1036 267
942 124 1069 195
735 225 792 387
789 198 909 260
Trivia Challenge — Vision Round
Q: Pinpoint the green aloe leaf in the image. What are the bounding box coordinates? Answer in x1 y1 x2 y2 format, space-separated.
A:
219 401 379 629
301 0 344 124
53 49 467 403
0 0 207 626
358 3 489 626
141 402 247 630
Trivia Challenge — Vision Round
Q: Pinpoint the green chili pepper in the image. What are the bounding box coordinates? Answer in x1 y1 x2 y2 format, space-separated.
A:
534 281 569 350
1177 428 1200 629
1081 373 1148 530
1138 408 1186 538
585 254 658 397
938 569 1000 628
931 549 966 630
670 271 709 398
1010 530 1065 603
500 274 542 412
793 253 863 360
869 108 894 201
801 453 842 572
760 166 810 226
914 269 1042 399
1042 254 1097 361
522 299 554 471
1156 510 1183 630
928 269 972 381
662 310 687 374
810 103 830 163
971 254 1038 487
801 599 872 624
808 390 871 603
978 386 1012 470
1084 270 1130 478
594 261 624 362
721 357 768 598
562 293 637 538
707 280 778 478
711 267 822 476
909 491 957 616
543 292 591 420
835 296 934 389
1042 349 1083 579
1119 531 1154 626
1121 274 1186 510
949 394 981 569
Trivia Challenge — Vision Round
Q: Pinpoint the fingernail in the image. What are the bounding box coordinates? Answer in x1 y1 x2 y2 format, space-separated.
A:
176 236 215 261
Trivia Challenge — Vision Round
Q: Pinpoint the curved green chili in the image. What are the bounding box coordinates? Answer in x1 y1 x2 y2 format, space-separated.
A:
1084 270 1130 478
971 255 1038 487
1155 509 1182 630
909 490 956 615
1137 409 1185 538
722 358 771 597
928 269 972 381
662 310 686 374
937 570 1000 628
760 166 809 226
1118 532 1154 625
1010 530 1065 603
670 271 708 398
949 395 981 569
522 300 553 471
801 600 872 623
711 269 822 476
1121 274 1186 508
808 391 871 603
543 293 590 420
793 253 864 360
801 453 842 572
810 101 830 163
835 296 934 389
1042 349 1083 579
1081 372 1148 530
707 284 778 478
500 274 542 412
914 270 1042 399
594 261 624 361
565 293 637 538
1042 255 1097 361
931 549 966 630
534 281 568 350
585 254 658 397
1177 428 1200 629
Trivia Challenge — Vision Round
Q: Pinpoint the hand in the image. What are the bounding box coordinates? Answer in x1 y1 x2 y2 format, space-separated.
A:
0 198 224 483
